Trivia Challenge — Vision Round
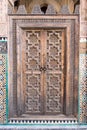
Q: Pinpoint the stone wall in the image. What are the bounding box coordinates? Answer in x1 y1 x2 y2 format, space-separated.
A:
0 0 7 37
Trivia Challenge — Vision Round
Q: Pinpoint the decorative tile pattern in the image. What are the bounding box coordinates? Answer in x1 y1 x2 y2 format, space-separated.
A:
0 42 7 54
80 38 87 43
0 38 7 124
79 54 87 123
0 37 7 54
0 54 7 124
0 125 87 130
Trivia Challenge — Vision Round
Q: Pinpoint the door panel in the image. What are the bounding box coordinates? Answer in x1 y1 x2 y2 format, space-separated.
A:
23 29 65 115
24 31 43 114
45 30 64 114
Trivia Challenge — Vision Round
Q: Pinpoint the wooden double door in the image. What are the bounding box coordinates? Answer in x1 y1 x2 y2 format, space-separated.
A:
21 29 65 115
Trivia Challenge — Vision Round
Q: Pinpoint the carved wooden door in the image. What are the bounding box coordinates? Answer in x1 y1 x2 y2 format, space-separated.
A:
22 29 65 115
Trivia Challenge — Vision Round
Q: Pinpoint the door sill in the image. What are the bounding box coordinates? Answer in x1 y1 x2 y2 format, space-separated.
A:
9 114 78 124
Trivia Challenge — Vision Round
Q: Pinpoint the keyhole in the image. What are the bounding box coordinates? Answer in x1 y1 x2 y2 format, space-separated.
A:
41 4 48 14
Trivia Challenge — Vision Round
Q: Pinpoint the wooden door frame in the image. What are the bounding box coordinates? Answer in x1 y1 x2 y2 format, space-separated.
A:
8 15 79 121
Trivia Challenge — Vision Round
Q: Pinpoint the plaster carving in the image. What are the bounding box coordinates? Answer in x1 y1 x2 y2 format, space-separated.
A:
8 0 80 14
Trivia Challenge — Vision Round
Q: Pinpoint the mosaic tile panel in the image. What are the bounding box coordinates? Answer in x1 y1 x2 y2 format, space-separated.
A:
79 54 87 123
0 38 7 124
0 37 7 54
0 54 7 124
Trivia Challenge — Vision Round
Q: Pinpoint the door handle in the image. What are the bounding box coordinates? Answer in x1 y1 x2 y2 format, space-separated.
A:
43 67 46 72
39 66 47 72
40 67 43 71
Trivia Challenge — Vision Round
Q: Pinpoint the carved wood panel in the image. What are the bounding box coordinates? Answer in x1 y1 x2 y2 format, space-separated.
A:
45 30 64 114
24 31 42 114
22 29 65 115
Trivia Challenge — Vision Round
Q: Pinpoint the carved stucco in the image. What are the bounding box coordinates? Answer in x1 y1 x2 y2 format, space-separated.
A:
9 0 79 14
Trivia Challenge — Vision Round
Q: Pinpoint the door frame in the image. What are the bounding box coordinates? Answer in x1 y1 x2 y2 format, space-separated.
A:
8 15 79 121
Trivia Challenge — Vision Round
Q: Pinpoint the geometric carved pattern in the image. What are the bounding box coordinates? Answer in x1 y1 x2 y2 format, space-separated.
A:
46 5 57 14
46 74 62 113
79 54 87 123
0 54 7 124
25 31 42 113
47 31 62 71
31 5 43 14
31 4 56 14
24 30 64 114
46 31 63 113
25 74 41 113
26 31 40 71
